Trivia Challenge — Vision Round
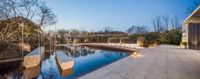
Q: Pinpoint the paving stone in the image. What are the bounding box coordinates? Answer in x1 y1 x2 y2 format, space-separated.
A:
80 45 200 79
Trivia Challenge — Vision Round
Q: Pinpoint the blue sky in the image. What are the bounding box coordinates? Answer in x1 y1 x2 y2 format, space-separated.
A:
45 0 195 32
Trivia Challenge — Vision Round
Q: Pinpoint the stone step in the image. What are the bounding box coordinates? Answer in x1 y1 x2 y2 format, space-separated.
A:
23 47 45 69
55 51 74 71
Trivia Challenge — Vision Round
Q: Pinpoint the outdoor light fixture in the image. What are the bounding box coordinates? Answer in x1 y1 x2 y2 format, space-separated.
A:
19 42 31 52
182 33 186 37
133 52 138 56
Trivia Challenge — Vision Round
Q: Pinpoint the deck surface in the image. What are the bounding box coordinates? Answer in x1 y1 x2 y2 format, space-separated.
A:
80 45 200 79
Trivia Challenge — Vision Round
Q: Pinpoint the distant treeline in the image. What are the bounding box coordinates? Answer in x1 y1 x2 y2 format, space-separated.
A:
126 15 182 45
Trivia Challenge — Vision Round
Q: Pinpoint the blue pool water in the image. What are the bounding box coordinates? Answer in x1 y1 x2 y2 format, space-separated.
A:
0 46 131 79
38 46 131 79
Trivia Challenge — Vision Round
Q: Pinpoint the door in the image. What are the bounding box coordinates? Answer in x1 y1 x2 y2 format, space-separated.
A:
188 23 200 49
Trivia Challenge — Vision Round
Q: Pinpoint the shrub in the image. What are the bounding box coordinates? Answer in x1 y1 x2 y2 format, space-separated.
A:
0 41 30 60
130 29 182 45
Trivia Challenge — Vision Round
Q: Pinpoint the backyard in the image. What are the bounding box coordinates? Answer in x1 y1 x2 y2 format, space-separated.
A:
0 0 200 79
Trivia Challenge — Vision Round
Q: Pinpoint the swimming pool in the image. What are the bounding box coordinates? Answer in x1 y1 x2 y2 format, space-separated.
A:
0 46 131 79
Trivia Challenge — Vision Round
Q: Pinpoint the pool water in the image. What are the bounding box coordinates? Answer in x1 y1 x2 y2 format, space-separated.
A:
0 46 131 79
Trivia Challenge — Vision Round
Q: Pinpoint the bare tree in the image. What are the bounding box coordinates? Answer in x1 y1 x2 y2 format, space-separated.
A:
38 4 57 28
171 15 181 30
69 29 80 37
126 25 148 34
103 27 114 32
57 29 69 43
57 29 69 37
126 26 136 34
152 16 164 32
152 19 157 32
0 0 57 42
162 15 170 31
135 26 148 34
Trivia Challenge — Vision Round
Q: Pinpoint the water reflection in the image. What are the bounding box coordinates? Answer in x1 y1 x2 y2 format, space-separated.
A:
57 46 96 58
0 46 131 79
72 46 96 58
39 55 57 79
0 61 22 79
23 66 40 79
61 68 73 77
102 51 128 59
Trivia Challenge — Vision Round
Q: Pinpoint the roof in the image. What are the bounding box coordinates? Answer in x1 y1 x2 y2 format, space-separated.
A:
184 5 200 24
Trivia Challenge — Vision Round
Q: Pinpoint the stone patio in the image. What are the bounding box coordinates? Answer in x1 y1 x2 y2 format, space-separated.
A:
79 45 200 79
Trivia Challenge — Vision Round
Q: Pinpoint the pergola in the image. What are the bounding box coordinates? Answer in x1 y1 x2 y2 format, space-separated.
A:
182 6 200 49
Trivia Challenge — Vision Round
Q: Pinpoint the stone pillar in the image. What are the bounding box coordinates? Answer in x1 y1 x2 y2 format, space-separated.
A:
137 36 145 47
119 38 122 44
